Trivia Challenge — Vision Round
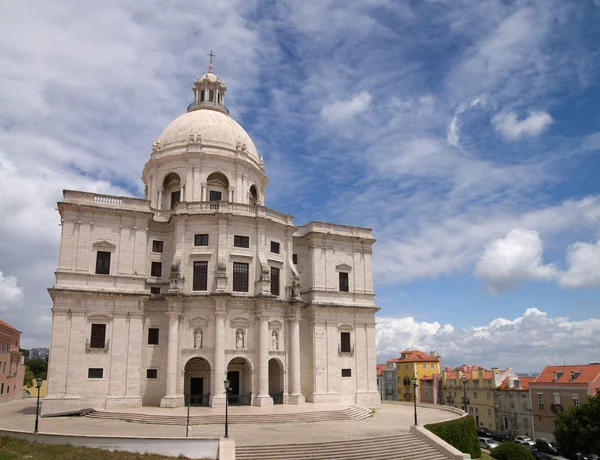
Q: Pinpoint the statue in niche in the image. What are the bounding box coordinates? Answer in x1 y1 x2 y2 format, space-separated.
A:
291 278 300 299
236 329 244 349
194 328 203 349
271 330 279 351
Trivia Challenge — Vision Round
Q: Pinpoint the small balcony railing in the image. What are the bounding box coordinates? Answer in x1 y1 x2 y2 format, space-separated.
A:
551 404 563 413
187 100 229 114
462 397 470 404
338 344 355 356
447 396 455 403
85 339 110 352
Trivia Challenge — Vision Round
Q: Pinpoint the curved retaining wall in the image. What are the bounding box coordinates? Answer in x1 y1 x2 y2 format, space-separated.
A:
0 429 229 459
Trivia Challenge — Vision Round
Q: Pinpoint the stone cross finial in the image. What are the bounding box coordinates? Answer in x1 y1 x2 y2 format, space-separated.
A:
207 50 215 72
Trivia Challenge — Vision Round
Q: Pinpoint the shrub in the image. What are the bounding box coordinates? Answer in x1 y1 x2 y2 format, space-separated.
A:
425 415 481 458
554 393 600 458
490 442 535 460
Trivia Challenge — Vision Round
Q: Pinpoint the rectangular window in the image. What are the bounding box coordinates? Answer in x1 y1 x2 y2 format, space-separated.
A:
150 287 161 295
234 235 250 248
209 190 222 201
209 89 214 102
474 392 478 400
95 251 111 275
233 262 249 292
339 272 349 292
340 332 351 353
194 234 209 246
523 417 528 427
341 369 352 377
193 261 208 291
538 393 544 409
488 408 492 416
487 392 490 400
469 407 473 414
88 368 103 379
422 364 426 369
200 90 205 102
146 369 158 379
151 261 162 278
292 254 298 264
152 240 163 253
431 364 435 369
554 392 561 405
270 241 280 254
148 328 159 345
1 383 3 394
90 323 106 348
572 394 580 406
170 190 181 209
405 365 408 370
270 267 280 296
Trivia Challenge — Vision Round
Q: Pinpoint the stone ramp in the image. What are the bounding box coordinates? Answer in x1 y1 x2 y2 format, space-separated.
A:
235 433 451 460
84 404 373 426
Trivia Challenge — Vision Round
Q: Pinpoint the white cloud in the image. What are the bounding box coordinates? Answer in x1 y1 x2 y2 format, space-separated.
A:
447 94 488 147
321 91 372 123
0 272 24 312
376 308 600 372
474 229 557 294
492 111 553 140
559 241 600 289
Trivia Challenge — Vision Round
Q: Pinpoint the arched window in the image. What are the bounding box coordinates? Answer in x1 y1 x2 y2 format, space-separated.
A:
206 172 229 202
403 375 411 386
249 185 258 205
163 173 181 209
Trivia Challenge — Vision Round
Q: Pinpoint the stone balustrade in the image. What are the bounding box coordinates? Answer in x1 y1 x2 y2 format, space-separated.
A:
294 221 373 239
172 201 294 226
63 190 151 212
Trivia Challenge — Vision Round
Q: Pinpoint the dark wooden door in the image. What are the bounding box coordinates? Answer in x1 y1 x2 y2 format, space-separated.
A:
190 377 203 395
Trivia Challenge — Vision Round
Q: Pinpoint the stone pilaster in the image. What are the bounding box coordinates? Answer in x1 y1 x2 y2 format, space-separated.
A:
254 306 273 406
287 305 304 404
161 299 184 407
210 296 227 408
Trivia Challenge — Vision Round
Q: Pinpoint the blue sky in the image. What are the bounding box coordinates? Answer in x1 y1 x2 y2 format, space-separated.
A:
1 0 600 372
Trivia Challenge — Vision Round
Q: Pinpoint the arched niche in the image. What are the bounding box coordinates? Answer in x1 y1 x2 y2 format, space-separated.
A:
163 172 181 209
249 184 259 205
206 172 229 202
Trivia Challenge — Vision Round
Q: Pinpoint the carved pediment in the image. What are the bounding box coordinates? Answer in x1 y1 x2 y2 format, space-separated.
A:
189 316 209 328
336 263 352 271
93 240 116 250
230 317 249 329
269 319 283 330
87 313 112 322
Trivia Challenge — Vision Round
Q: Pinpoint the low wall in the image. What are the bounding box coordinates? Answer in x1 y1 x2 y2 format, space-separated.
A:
410 423 471 460
0 429 228 459
381 400 466 416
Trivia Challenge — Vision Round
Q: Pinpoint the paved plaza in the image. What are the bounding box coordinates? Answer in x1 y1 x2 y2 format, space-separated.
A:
0 399 459 446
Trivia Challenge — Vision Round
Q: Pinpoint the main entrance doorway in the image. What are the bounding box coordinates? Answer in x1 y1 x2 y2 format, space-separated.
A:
268 358 284 404
184 357 211 406
226 357 252 406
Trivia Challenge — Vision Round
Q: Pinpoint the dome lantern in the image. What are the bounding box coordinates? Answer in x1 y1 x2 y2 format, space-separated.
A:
188 51 228 115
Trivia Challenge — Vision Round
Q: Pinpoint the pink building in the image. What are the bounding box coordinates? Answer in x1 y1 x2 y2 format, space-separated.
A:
420 374 441 404
0 320 25 403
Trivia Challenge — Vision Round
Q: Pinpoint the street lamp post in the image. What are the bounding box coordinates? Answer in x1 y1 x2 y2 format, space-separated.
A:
412 375 418 426
224 379 230 438
34 377 43 433
462 376 468 414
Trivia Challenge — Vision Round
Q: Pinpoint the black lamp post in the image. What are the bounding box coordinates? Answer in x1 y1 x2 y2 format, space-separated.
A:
224 379 230 438
412 375 418 426
34 377 43 433
462 376 468 414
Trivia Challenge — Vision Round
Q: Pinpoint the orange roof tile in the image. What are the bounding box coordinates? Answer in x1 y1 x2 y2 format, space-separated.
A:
376 364 386 377
497 376 535 391
397 350 439 362
532 364 600 385
0 319 22 333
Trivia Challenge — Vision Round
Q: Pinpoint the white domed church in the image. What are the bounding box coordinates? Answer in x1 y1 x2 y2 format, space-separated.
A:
43 60 380 415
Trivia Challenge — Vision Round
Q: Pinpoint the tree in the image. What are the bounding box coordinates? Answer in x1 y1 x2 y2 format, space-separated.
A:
27 358 48 380
490 442 535 460
23 366 35 387
27 347 49 362
554 393 600 458
19 349 30 361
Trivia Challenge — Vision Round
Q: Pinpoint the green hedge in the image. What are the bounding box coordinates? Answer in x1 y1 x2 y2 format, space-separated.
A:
490 442 535 460
425 415 481 458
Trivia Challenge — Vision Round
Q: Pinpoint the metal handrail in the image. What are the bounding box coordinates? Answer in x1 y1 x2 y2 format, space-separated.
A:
187 100 229 114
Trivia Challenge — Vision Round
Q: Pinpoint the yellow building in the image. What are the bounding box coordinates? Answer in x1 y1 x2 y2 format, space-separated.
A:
440 365 516 431
23 379 47 398
395 350 441 402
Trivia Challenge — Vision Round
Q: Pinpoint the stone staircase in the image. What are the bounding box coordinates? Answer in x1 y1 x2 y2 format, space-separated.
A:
84 405 372 426
235 433 451 460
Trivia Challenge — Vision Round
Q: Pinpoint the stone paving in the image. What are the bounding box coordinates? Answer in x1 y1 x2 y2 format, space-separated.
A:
0 399 460 446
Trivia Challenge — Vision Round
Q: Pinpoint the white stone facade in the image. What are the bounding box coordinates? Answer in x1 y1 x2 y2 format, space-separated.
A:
43 65 380 415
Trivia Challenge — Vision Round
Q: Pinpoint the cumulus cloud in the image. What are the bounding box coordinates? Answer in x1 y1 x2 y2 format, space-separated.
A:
474 229 557 294
321 91 372 123
559 240 600 289
0 272 24 311
376 308 600 372
447 94 488 147
492 111 553 140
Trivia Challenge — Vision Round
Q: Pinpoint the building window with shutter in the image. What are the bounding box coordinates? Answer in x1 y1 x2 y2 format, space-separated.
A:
90 324 106 348
152 240 163 253
340 332 351 353
270 241 280 254
148 328 159 345
95 251 111 275
151 261 162 277
194 234 209 246
270 267 280 296
88 368 103 379
193 261 208 291
234 235 250 248
339 272 349 291
233 262 249 292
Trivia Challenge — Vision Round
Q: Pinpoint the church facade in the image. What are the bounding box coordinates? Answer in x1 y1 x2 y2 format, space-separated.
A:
43 62 380 415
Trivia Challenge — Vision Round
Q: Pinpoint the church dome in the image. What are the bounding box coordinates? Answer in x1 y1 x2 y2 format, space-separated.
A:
157 106 259 161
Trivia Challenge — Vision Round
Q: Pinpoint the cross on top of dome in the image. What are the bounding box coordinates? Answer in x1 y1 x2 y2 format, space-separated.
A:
188 51 228 115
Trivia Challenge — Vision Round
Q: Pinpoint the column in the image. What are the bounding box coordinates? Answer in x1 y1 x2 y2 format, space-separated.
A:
161 301 184 407
211 297 227 408
287 306 305 404
254 309 273 406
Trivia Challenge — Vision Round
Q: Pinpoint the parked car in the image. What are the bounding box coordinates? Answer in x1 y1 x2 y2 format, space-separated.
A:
477 427 493 437
491 432 514 442
536 438 558 455
513 435 536 448
531 451 552 460
479 437 500 450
